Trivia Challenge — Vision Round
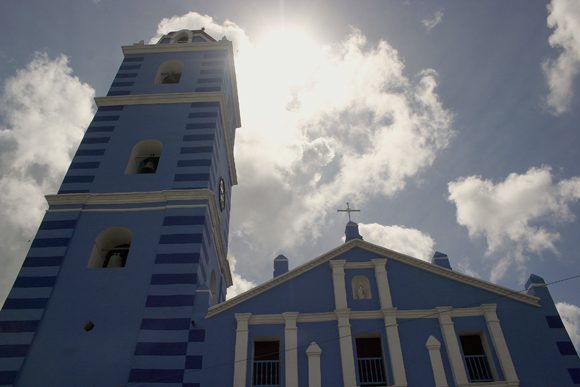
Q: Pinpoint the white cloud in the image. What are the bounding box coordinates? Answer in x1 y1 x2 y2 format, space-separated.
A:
556 302 580 351
226 256 256 299
422 11 444 32
448 166 580 282
359 223 435 261
543 0 580 114
228 26 454 284
0 52 95 305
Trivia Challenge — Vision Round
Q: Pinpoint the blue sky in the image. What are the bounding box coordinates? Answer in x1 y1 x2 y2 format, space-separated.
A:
1 0 580 347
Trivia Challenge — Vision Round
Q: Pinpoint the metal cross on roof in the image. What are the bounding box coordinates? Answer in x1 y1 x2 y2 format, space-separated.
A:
337 202 360 222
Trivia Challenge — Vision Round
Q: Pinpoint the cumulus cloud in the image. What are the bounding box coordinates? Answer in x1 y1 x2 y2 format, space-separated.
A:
556 302 580 350
422 11 444 32
0 52 94 305
448 166 580 282
359 223 435 261
226 256 257 299
543 0 580 115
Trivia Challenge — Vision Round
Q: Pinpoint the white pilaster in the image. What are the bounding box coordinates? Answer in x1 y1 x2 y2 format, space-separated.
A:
481 304 519 386
371 259 393 308
382 308 407 386
329 260 348 309
306 342 322 387
335 309 358 387
437 307 468 385
425 336 449 387
233 313 252 387
283 312 299 387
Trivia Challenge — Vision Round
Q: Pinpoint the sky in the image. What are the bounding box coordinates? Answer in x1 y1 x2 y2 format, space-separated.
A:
1 0 580 348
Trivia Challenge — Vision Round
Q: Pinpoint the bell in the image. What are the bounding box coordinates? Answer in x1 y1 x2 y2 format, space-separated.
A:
106 252 123 268
139 159 156 174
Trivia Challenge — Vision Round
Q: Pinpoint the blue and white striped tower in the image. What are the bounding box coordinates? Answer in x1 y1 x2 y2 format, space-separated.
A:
0 29 240 387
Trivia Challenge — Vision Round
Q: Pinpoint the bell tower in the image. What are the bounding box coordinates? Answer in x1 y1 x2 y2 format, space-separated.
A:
0 29 241 386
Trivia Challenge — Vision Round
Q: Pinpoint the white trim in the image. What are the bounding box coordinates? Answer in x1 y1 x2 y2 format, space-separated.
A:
306 342 322 387
45 189 232 287
207 240 539 318
329 260 348 310
344 262 374 269
121 41 241 129
382 308 407 386
481 304 519 385
335 309 357 387
283 312 299 387
426 336 449 387
233 313 251 387
437 307 469 385
94 91 238 185
372 259 393 308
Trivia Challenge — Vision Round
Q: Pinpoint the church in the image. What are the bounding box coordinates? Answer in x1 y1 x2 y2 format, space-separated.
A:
0 29 579 387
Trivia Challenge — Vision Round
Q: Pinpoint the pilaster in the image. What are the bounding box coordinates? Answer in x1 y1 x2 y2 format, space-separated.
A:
306 342 322 387
371 259 393 308
329 260 348 309
425 336 449 387
283 312 299 387
481 304 519 385
382 308 407 386
335 309 357 387
233 313 252 387
437 307 468 385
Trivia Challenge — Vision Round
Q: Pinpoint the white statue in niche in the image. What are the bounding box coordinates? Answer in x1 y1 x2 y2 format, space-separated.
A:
357 281 365 299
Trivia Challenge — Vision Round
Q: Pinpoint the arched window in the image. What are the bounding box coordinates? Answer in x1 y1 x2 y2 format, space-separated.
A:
154 60 184 85
88 226 132 268
352 275 372 300
173 30 192 44
125 140 163 174
177 36 189 43
210 270 217 306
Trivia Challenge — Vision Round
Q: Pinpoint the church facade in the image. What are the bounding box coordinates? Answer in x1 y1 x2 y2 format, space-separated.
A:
0 30 579 387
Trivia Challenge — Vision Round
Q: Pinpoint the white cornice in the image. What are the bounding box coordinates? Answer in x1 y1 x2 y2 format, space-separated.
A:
94 92 238 185
120 42 241 129
207 240 539 318
45 189 232 287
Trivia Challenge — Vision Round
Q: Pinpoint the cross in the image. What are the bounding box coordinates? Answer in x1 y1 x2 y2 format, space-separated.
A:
337 203 360 222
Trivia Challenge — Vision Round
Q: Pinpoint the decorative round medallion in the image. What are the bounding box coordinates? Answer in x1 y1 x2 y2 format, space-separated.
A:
219 177 226 211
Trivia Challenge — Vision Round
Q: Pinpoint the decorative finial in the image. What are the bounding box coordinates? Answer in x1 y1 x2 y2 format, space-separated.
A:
337 202 360 222
201 27 205 31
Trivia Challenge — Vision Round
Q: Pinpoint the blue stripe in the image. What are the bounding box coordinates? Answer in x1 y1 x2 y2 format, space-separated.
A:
69 162 100 169
2 298 48 309
177 159 211 168
546 315 565 328
23 256 63 267
204 52 227 58
180 147 213 154
195 87 220 92
115 73 137 78
155 253 199 264
150 274 196 285
145 295 195 307
159 234 202 244
188 112 217 118
120 65 141 70
39 220 76 230
163 216 205 226
58 189 90 194
190 102 219 108
0 345 29 358
62 176 94 184
98 106 124 111
174 174 210 182
81 137 110 144
31 238 70 248
185 123 216 130
134 342 187 356
570 368 580 384
123 57 144 62
13 276 56 288
0 320 39 333
183 134 214 142
75 149 105 156
197 78 222 83
128 369 183 383
107 90 130 96
0 371 18 385
557 341 578 355
200 69 223 75
201 61 224 67
188 329 205 342
140 318 191 331
93 115 119 122
111 82 134 87
87 126 114 132
185 355 203 369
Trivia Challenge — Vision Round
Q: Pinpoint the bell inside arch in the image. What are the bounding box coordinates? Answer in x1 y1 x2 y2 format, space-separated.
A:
162 72 181 84
138 157 157 174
